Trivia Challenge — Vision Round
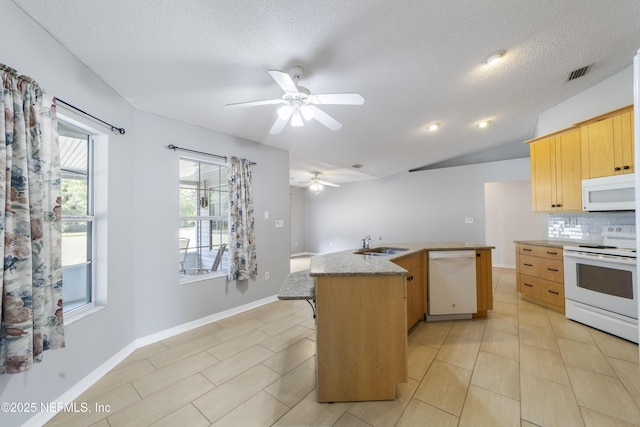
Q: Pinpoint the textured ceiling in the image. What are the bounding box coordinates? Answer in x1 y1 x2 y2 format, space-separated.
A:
14 0 640 187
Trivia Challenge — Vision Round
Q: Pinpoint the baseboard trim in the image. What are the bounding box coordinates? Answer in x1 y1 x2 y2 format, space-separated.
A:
290 252 315 258
24 294 279 427
493 263 516 269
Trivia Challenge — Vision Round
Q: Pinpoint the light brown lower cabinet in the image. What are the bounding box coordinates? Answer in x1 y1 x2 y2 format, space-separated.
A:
315 274 408 402
393 252 426 330
474 249 493 317
516 243 565 312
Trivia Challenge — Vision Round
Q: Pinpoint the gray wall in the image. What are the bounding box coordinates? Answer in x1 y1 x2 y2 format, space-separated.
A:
290 187 307 255
536 65 633 136
132 111 290 338
303 158 532 254
0 3 290 425
485 181 546 268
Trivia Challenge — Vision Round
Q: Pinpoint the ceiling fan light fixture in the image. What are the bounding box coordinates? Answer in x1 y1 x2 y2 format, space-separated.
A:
310 182 323 193
291 110 304 127
300 105 316 120
277 105 293 119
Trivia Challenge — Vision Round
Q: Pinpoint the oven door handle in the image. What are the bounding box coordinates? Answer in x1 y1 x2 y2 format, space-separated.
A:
563 251 637 265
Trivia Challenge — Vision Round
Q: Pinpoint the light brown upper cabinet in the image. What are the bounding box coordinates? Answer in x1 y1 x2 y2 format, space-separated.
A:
579 106 634 178
529 129 582 212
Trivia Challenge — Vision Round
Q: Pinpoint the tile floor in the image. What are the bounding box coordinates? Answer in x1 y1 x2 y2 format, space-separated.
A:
46 262 640 427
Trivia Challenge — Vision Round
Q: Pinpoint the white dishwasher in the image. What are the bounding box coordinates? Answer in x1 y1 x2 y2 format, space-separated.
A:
428 250 477 320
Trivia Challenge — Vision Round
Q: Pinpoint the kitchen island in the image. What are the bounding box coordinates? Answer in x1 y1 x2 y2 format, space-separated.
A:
307 242 494 403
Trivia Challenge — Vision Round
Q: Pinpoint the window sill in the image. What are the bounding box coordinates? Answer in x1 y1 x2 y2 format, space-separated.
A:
179 271 227 285
64 304 107 326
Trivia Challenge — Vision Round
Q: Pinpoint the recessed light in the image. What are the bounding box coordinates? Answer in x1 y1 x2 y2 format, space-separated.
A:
428 123 439 131
478 120 490 128
484 50 506 65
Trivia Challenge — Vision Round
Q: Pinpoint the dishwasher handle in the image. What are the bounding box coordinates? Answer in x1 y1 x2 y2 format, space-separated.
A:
428 250 476 260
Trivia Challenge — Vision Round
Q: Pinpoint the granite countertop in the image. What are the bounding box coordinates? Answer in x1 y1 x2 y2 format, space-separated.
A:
513 239 574 248
278 270 314 300
310 242 494 277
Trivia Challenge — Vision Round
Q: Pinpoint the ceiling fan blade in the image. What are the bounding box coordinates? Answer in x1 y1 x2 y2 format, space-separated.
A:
268 70 298 93
224 99 284 109
312 107 342 131
269 109 292 134
319 180 340 188
310 93 365 105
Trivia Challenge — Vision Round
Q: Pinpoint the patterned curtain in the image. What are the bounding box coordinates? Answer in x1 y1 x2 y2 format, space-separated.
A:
227 156 257 280
0 64 64 374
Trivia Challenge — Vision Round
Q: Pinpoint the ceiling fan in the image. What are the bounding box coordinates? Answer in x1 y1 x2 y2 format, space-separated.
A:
305 172 340 194
224 66 365 134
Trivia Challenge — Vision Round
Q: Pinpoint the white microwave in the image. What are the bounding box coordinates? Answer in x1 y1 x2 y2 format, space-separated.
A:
582 173 636 211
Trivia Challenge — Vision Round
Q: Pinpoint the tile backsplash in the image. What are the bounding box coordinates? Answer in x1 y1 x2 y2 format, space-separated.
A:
547 211 635 243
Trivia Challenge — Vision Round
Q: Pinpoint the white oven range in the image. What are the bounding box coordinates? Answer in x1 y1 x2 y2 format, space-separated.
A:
563 225 637 343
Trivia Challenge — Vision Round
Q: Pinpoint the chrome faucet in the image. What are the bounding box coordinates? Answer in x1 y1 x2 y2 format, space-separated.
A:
361 235 372 249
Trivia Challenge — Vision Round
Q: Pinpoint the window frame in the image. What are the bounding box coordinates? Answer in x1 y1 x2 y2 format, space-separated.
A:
179 156 229 284
57 115 103 323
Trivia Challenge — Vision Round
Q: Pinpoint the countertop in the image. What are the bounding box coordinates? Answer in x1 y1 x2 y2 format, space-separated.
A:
309 242 494 277
513 239 574 249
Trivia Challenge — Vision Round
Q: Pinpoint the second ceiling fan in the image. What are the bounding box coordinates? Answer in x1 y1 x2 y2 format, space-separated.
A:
224 66 365 134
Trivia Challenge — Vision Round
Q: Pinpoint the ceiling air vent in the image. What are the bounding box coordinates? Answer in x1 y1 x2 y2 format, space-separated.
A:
351 164 363 169
567 65 590 82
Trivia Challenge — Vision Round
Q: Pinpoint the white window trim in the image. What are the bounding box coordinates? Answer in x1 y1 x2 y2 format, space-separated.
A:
178 155 229 285
179 270 227 285
58 111 107 324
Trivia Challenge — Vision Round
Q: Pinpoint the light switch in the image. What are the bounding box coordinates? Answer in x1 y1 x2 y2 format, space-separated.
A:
264 211 269 219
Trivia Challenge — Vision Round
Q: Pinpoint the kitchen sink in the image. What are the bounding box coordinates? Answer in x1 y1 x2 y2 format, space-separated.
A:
355 247 409 256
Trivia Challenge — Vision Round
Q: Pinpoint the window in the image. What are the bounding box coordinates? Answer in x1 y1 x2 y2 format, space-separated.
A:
60 122 94 313
179 158 228 279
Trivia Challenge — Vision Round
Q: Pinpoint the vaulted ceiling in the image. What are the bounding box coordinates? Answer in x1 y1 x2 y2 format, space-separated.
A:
14 0 640 187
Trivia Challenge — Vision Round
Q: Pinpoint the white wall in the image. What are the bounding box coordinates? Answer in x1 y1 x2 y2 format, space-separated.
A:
290 187 307 255
485 181 546 268
0 3 290 425
536 65 633 136
132 111 290 337
304 158 532 254
0 5 136 426
132 112 289 336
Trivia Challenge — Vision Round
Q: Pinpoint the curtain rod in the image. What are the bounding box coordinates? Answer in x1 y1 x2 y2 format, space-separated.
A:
55 98 126 135
167 144 256 165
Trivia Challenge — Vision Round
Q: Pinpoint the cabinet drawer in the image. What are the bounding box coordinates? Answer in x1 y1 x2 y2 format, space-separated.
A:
519 274 565 308
518 244 563 261
519 254 564 282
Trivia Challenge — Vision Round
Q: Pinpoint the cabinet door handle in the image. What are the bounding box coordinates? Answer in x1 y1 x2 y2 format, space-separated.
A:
615 167 621 171
546 251 558 255
556 204 562 207
547 268 559 272
522 248 532 252
524 263 533 267
523 283 533 287
548 290 559 295
624 165 631 170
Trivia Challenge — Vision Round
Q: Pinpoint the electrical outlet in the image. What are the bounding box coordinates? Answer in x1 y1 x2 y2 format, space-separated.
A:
465 217 474 224
264 272 270 280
